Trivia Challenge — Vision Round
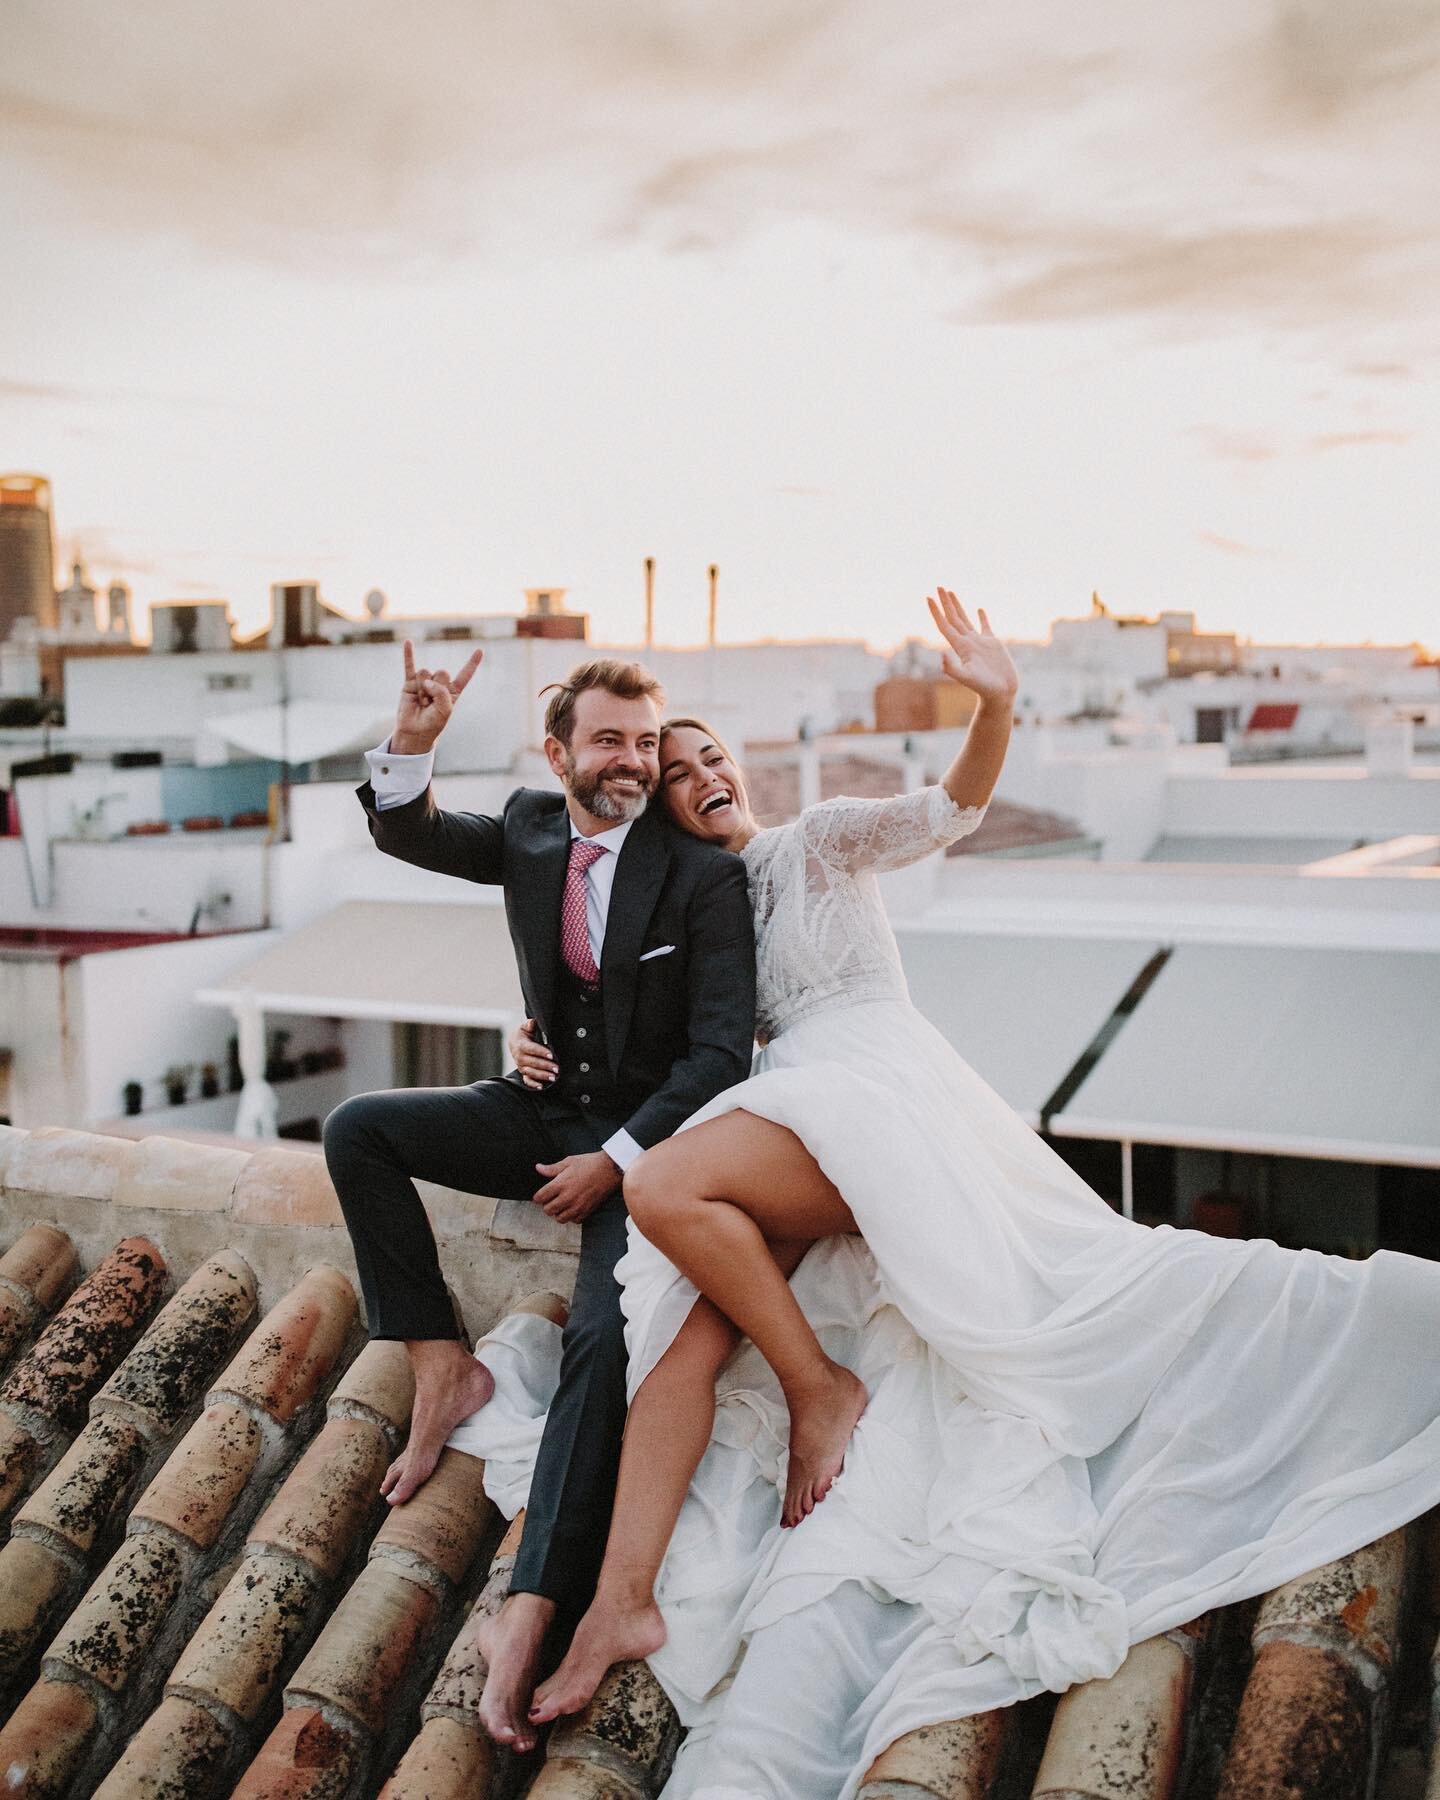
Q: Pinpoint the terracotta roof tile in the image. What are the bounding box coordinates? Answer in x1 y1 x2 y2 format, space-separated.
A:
857 1711 1007 1798
167 1553 322 1724
0 1179 1437 1799
130 1402 266 1549
0 1673 100 1798
0 1237 167 1524
285 1560 441 1733
246 1415 390 1583
111 1135 249 1214
91 1693 233 1800
229 1148 344 1230
1033 1626 1201 1798
228 1703 357 1800
375 1712 490 1800
0 1226 78 1368
535 1660 681 1800
2 1128 130 1207
327 1339 414 1439
368 1443 495 1591
206 1266 356 1426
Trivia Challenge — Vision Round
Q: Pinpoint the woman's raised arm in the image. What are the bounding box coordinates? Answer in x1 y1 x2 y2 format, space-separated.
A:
929 586 1019 815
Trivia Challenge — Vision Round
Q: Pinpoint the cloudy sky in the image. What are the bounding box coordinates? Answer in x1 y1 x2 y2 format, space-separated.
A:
2 0 1437 650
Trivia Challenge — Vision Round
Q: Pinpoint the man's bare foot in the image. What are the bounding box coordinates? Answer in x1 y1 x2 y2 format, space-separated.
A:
781 1360 868 1528
476 1592 555 1753
528 1591 667 1725
381 1341 494 1506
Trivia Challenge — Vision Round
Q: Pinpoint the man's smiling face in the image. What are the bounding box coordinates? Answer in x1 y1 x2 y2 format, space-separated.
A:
549 686 661 827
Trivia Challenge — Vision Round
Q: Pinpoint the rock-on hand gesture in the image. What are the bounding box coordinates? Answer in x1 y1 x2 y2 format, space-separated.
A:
391 638 485 755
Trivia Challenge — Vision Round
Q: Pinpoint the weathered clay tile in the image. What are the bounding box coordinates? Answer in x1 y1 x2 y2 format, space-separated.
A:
419 1508 524 1722
229 1703 357 1800
0 1535 73 1694
168 1555 322 1723
1 1237 167 1443
208 1266 356 1424
1218 1637 1369 1799
229 1147 344 1229
47 1528 188 1692
369 1443 494 1591
0 1412 43 1522
1219 1532 1408 1800
536 1659 681 1800
13 1410 149 1554
247 1415 389 1582
285 1561 439 1731
0 1225 76 1368
526 1753 649 1798
327 1338 414 1438
1034 1629 1198 1800
376 1712 492 1800
112 1134 249 1214
0 1672 99 1798
90 1692 233 1800
2 1126 129 1207
95 1249 257 1438
858 1711 1007 1799
130 1402 265 1549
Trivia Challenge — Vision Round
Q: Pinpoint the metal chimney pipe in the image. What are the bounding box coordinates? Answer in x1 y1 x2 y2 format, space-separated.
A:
707 564 718 647
643 557 655 650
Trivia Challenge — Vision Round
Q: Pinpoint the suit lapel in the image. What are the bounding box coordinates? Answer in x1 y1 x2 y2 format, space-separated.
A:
601 809 670 1078
515 804 571 1036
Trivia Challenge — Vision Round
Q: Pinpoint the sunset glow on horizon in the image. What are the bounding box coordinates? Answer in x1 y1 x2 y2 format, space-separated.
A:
3 0 1437 653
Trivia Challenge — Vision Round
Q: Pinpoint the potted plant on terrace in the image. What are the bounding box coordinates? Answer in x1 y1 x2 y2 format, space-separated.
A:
122 1080 143 1116
162 1064 193 1107
200 1061 221 1098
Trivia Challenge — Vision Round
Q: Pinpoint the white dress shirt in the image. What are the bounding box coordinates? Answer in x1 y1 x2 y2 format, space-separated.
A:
366 739 644 1170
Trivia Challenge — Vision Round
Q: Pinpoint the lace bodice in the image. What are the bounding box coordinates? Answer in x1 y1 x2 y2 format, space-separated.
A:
742 786 986 1041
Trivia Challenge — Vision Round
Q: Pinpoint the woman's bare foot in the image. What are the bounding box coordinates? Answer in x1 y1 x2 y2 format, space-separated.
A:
781 1361 868 1528
476 1592 555 1752
381 1342 494 1506
527 1591 667 1725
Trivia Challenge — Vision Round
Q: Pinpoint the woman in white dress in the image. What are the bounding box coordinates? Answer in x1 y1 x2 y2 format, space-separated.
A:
465 588 1440 1799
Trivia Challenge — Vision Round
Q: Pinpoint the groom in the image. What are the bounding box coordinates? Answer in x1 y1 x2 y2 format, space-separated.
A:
323 641 755 1746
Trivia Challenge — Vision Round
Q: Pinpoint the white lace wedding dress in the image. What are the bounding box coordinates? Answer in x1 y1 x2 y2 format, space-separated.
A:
457 788 1440 1800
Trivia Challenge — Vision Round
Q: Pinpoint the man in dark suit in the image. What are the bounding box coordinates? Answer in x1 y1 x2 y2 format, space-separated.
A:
323 641 755 1748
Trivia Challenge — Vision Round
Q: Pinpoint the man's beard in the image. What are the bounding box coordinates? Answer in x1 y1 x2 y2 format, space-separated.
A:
566 756 655 823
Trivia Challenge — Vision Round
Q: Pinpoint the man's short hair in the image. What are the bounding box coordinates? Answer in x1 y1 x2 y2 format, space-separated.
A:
541 660 666 749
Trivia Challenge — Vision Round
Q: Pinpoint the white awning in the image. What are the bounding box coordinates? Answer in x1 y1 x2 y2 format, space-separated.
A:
208 700 390 765
897 929 1162 1126
1050 941 1440 1167
198 899 524 1027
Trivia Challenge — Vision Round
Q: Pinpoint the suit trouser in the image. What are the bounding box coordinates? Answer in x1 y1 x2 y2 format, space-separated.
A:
323 1079 630 1625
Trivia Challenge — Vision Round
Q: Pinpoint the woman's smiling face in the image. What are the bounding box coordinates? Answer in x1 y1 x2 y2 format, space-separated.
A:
660 723 750 845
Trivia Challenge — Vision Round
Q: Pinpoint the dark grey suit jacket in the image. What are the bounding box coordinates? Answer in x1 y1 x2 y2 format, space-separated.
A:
356 781 757 1152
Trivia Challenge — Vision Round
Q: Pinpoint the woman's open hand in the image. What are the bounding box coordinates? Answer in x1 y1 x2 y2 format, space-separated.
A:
510 1017 557 1089
928 588 1018 706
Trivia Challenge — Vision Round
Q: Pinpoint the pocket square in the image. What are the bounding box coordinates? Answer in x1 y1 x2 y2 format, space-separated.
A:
639 944 676 961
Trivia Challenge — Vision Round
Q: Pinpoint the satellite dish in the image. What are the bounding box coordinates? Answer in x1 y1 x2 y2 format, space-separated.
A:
364 589 386 618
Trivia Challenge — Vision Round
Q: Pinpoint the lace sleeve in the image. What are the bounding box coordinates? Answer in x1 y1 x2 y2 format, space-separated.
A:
799 786 987 878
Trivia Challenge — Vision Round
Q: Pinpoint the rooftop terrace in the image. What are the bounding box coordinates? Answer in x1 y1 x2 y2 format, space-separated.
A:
1 1121 1438 1799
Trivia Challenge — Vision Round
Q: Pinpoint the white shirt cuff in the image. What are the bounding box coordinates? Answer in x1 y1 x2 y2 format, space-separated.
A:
366 739 434 811
602 1128 645 1174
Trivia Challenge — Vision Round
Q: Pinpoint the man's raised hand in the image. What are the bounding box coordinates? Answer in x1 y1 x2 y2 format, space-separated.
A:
390 639 485 755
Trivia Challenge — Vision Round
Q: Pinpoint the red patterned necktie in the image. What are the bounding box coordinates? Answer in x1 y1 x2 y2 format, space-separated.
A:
561 837 607 984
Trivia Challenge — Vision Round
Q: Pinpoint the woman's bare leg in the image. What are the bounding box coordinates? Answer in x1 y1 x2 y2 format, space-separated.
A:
531 1235 810 1724
623 1112 867 1527
528 1292 743 1722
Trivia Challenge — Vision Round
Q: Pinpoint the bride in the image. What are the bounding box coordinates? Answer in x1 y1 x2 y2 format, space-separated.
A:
461 588 1440 1798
